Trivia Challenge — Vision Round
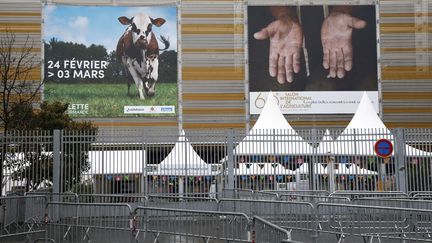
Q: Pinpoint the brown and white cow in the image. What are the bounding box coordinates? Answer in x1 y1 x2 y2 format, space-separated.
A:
116 13 169 99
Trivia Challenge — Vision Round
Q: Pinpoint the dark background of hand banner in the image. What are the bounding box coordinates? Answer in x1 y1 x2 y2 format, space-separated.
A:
248 5 377 92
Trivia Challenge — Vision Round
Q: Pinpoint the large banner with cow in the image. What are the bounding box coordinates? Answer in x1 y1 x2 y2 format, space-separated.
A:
43 5 177 117
248 5 379 114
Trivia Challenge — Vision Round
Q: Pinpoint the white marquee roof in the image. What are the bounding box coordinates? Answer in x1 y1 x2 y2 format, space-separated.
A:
335 163 378 175
235 163 295 175
159 130 214 176
294 163 327 174
234 91 313 155
327 92 431 157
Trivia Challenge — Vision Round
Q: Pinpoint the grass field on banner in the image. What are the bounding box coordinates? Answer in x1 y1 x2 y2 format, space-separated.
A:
44 83 178 117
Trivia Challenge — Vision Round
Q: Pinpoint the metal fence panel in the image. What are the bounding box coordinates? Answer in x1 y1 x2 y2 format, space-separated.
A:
133 206 251 242
46 202 133 243
1 131 54 196
253 216 293 243
146 195 219 211
316 203 432 242
1 128 432 198
352 197 432 210
0 195 47 241
218 199 315 232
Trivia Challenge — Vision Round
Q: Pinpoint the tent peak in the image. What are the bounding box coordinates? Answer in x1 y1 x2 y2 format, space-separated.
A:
252 92 294 130
344 91 387 130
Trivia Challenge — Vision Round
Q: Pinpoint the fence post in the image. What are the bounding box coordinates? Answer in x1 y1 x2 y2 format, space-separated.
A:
141 130 147 196
227 129 235 189
310 128 317 191
53 130 61 198
394 128 407 193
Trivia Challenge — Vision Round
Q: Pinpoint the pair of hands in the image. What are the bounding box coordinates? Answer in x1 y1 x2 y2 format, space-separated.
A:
254 11 366 84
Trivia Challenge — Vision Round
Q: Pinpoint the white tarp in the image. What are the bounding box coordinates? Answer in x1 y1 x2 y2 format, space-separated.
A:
158 130 214 176
234 91 313 155
235 163 294 175
293 163 327 174
89 150 145 174
291 163 377 175
335 163 378 175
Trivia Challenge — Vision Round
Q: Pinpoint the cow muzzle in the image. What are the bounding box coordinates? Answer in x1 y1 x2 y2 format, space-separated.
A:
135 37 148 49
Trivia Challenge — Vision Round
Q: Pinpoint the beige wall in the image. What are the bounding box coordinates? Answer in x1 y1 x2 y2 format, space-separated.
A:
1 0 431 130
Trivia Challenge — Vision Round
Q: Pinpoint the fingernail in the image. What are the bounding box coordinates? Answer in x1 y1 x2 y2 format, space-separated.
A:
278 76 284 84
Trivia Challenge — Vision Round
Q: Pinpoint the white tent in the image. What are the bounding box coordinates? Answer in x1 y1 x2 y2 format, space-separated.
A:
316 129 334 154
235 163 294 175
158 130 214 176
234 91 313 155
294 163 327 175
329 92 432 156
335 163 378 175
89 150 145 175
329 92 391 155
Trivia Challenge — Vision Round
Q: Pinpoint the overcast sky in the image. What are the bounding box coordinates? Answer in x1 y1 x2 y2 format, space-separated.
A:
44 5 177 52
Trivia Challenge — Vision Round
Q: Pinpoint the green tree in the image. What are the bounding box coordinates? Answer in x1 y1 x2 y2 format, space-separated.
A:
3 101 97 193
158 50 177 83
105 50 124 84
44 39 109 83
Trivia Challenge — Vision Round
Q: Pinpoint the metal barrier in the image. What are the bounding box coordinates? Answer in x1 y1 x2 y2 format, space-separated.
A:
413 194 432 200
222 188 280 200
252 191 279 200
218 198 315 232
221 188 255 199
78 193 147 204
253 216 293 243
0 195 47 241
46 202 133 243
316 203 432 242
410 191 432 199
7 193 432 242
133 206 252 242
329 190 409 199
26 192 79 203
352 197 432 210
280 194 350 204
146 194 219 211
266 190 330 196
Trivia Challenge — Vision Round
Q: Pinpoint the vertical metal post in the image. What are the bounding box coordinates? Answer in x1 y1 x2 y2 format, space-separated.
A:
272 129 276 191
0 133 5 197
328 156 336 193
227 129 235 189
394 128 407 193
141 130 146 196
310 129 316 190
53 130 61 200
183 131 187 197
